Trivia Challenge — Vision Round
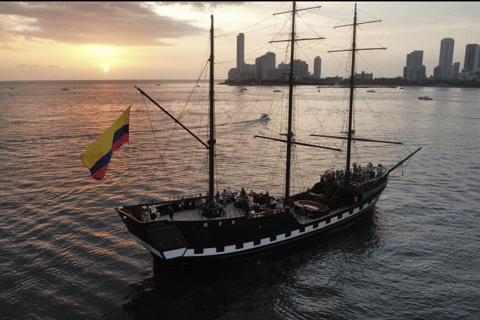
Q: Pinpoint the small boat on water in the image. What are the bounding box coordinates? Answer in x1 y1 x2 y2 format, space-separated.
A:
111 3 421 272
367 90 376 93
418 96 432 100
239 87 247 92
274 89 281 92
259 113 269 121
61 88 69 91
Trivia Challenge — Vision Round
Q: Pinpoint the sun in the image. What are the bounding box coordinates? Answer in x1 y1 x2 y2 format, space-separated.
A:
104 67 109 72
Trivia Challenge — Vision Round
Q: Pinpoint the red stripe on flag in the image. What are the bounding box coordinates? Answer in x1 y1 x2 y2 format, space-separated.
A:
91 163 109 180
112 133 129 152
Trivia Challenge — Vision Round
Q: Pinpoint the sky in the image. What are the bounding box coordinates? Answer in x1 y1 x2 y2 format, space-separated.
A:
1 1 479 81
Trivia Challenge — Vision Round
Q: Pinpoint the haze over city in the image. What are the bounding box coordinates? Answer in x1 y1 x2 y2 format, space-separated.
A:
1 2 479 81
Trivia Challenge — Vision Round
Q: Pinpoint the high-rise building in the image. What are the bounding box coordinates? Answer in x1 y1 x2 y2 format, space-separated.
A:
433 66 442 79
236 33 245 72
452 62 460 78
314 56 322 79
438 38 454 79
277 60 309 80
474 46 480 70
463 44 477 71
255 52 276 80
403 50 426 81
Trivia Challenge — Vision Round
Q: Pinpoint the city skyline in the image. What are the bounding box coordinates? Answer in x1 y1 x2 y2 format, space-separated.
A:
1 2 479 81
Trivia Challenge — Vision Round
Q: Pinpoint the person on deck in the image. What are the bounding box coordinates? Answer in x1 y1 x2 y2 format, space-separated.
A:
226 187 232 203
376 164 383 177
150 205 157 215
221 189 226 205
143 210 150 222
276 198 283 210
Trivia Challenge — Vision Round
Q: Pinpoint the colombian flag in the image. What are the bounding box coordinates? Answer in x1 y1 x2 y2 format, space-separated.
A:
81 107 130 180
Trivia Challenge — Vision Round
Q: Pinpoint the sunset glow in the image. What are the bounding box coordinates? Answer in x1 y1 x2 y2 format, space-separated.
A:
0 2 479 81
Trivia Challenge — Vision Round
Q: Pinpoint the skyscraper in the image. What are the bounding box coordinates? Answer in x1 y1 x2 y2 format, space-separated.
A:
463 44 477 71
438 38 454 79
236 33 245 72
403 50 426 81
314 56 322 79
255 52 276 80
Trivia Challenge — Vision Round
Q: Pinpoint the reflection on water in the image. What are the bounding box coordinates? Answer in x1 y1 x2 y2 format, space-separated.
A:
122 211 384 320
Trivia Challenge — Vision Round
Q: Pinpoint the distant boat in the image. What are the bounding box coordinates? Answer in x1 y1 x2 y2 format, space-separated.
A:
418 96 432 100
239 87 247 92
259 113 269 121
367 90 376 93
274 89 281 92
61 88 69 91
155 84 162 86
10 88 14 90
399 87 404 89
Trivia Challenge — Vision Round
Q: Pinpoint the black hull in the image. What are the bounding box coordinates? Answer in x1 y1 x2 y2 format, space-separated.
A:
117 179 387 272
153 204 375 272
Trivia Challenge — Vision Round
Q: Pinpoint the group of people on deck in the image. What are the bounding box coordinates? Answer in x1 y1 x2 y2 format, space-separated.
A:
351 162 384 181
214 186 233 206
327 162 384 184
236 188 283 215
142 185 286 221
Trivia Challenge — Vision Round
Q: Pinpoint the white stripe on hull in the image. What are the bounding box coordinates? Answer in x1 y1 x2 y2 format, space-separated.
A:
163 247 187 259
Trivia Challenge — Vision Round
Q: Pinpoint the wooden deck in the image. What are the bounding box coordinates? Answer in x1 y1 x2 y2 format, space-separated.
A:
141 202 246 223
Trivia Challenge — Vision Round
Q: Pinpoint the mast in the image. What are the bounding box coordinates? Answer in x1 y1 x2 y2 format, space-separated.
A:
345 3 357 180
267 2 323 205
328 3 385 180
208 15 215 207
284 1 296 205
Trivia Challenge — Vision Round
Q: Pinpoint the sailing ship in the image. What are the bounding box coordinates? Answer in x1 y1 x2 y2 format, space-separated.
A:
116 4 420 272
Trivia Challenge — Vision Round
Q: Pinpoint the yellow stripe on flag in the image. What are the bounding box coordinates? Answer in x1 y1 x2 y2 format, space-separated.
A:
81 107 130 171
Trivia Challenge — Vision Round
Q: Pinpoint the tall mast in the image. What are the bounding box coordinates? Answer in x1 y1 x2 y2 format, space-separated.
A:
208 15 215 207
345 3 357 179
328 3 385 179
268 2 323 205
284 1 296 205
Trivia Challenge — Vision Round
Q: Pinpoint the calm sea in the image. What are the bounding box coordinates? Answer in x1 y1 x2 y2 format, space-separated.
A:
0 80 479 320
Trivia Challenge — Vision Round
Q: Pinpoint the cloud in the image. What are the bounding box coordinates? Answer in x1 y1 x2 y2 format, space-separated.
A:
0 2 243 46
0 44 23 50
16 64 45 67
160 1 246 11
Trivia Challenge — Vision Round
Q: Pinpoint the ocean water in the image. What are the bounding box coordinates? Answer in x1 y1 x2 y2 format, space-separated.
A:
0 80 479 320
